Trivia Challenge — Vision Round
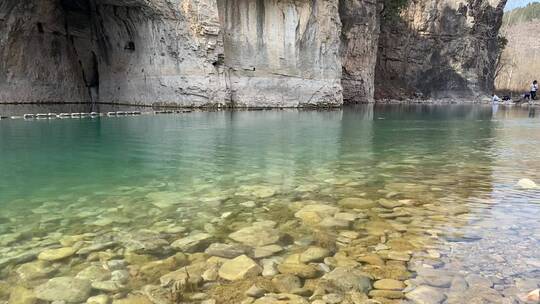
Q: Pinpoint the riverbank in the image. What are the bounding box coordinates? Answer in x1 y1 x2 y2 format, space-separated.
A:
377 98 540 105
2 101 539 121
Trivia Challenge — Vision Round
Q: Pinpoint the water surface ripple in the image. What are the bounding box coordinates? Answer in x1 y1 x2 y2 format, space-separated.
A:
0 104 539 304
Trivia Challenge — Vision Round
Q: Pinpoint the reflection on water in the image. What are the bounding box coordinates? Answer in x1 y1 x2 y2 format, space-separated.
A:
0 104 539 304
0 103 152 116
0 104 92 116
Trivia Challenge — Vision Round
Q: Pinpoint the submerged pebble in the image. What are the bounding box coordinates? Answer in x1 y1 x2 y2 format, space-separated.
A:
516 178 539 189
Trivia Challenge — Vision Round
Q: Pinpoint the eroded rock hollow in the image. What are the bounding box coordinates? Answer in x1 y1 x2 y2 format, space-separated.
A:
0 0 506 107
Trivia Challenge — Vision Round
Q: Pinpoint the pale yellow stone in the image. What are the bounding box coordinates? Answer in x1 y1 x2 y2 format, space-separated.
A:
373 279 406 290
38 247 76 261
218 255 261 281
338 198 376 209
9 286 37 304
113 295 152 304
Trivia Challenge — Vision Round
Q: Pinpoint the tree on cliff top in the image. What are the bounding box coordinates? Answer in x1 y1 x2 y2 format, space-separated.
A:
495 2 540 94
502 2 540 26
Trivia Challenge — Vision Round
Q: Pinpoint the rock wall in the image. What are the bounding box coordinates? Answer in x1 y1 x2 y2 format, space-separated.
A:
0 0 344 107
340 0 381 103
0 0 91 103
0 0 507 106
0 0 231 106
375 0 507 99
95 0 227 106
218 0 343 107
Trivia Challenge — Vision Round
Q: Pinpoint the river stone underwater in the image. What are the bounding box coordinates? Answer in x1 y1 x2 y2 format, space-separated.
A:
0 104 539 304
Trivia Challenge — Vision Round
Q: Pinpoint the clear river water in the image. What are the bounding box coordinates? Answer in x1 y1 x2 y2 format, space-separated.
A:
0 104 539 304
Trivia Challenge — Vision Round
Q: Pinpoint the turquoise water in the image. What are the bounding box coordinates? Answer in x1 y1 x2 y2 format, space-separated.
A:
0 105 504 203
1 104 539 303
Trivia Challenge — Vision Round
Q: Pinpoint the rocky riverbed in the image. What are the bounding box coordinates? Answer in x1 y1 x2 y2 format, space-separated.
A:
1 176 539 304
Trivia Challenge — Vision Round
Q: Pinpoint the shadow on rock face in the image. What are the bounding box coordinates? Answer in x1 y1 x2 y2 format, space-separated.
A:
374 0 507 100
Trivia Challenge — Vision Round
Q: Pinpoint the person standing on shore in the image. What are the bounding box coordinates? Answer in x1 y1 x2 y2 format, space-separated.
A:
531 80 538 100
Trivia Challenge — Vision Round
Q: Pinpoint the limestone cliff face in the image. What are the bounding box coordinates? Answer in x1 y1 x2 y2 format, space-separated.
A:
375 0 507 99
0 0 343 107
0 0 506 106
218 0 343 107
340 0 381 103
0 0 91 103
95 0 227 106
1 0 230 106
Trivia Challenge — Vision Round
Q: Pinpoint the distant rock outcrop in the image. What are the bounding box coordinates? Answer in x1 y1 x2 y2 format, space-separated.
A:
375 0 507 100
